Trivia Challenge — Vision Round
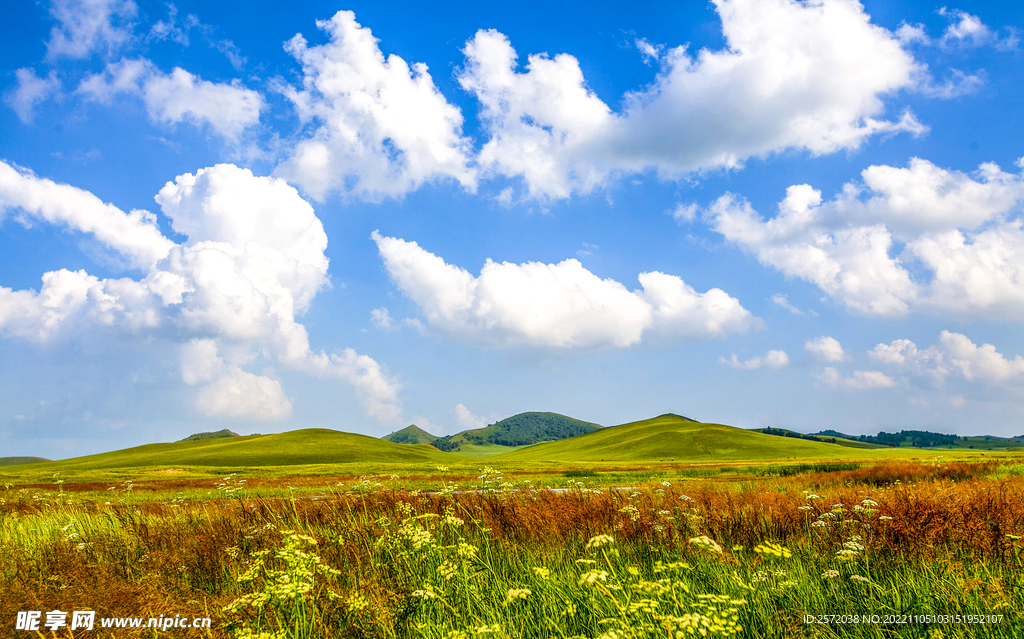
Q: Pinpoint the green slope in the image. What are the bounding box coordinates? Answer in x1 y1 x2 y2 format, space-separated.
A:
433 412 601 452
0 456 50 466
496 414 893 462
382 424 439 445
21 429 448 470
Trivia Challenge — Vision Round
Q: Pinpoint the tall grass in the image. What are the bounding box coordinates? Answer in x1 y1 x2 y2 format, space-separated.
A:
1 463 1022 637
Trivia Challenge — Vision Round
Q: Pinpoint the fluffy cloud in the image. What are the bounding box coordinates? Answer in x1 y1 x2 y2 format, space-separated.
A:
181 339 292 419
898 8 1017 53
6 69 62 123
940 8 993 46
709 157 1024 318
46 0 137 60
0 162 400 422
370 307 398 331
459 29 614 199
459 0 925 199
871 331 1024 385
0 161 174 268
855 159 1023 234
805 336 847 363
373 232 755 350
79 58 263 139
274 10 475 201
195 370 293 420
720 350 789 370
454 403 490 430
818 367 896 390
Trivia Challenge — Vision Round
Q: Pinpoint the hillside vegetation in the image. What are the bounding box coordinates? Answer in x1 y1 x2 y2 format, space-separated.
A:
0 456 50 467
815 429 1024 450
177 429 240 442
381 425 439 445
756 428 883 449
431 412 601 452
497 414 901 462
14 429 448 471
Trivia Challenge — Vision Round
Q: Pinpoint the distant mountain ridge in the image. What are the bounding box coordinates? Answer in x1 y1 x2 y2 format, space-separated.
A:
383 411 603 452
812 429 1024 449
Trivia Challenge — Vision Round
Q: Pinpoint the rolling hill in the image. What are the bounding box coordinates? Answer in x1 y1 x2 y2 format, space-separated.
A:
0 456 50 466
496 414 893 462
14 429 449 471
382 424 439 445
430 412 602 452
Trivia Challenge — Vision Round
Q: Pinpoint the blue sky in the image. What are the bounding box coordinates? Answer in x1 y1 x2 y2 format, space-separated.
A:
3 0 1024 458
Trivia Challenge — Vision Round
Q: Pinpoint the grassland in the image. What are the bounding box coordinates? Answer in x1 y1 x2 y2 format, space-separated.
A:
3 419 1023 638
2 457 1023 638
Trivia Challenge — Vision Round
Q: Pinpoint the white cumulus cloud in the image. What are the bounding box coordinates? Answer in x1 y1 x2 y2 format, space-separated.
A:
818 367 896 390
709 157 1024 319
939 8 996 48
805 336 848 362
459 0 926 199
274 10 475 201
78 58 263 140
181 339 292 419
454 403 491 430
372 232 755 350
370 307 398 331
0 160 174 269
871 331 1024 385
0 163 400 423
720 350 789 370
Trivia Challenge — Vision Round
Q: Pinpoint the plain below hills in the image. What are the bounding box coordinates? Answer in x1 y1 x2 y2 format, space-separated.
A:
11 429 449 471
494 414 926 463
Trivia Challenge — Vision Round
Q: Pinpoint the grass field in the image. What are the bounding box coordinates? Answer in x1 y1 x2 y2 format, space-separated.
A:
3 420 1023 638
3 454 1024 637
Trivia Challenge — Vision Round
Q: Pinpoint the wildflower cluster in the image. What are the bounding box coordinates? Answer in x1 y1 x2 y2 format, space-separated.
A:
224 530 340 638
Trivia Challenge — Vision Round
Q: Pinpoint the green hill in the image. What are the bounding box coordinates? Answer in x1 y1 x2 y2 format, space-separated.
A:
177 429 240 442
382 424 439 445
432 412 601 452
18 429 448 471
496 414 892 462
0 456 50 467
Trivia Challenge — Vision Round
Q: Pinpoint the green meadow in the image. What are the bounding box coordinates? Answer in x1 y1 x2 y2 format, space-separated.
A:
2 415 1022 638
